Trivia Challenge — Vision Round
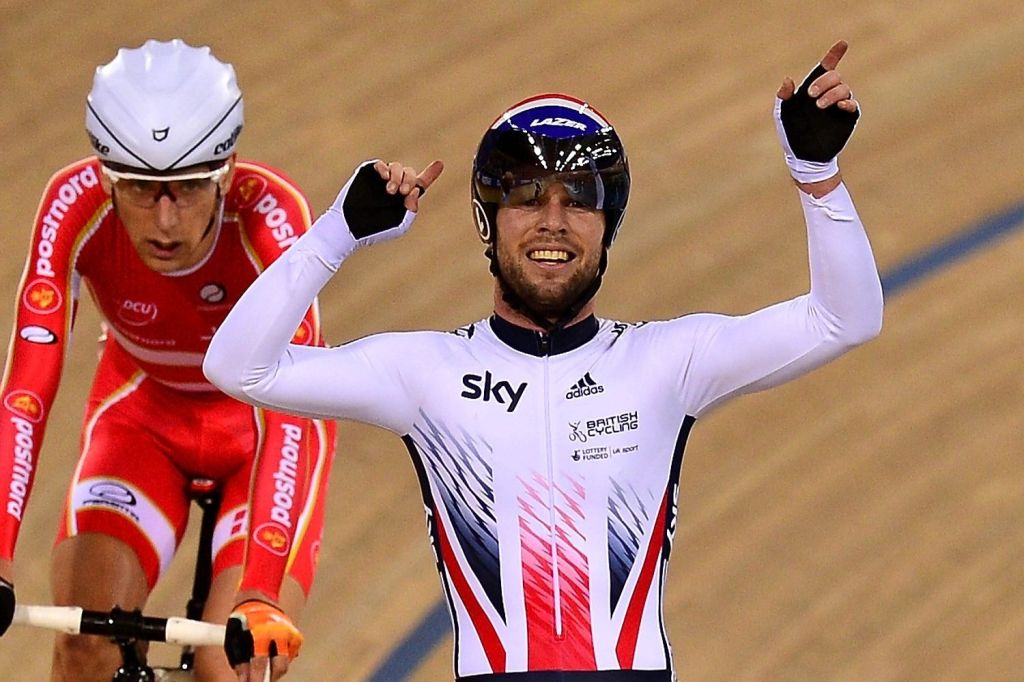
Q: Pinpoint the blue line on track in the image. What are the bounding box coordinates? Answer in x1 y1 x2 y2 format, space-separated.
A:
881 201 1024 295
366 601 451 682
368 198 1024 681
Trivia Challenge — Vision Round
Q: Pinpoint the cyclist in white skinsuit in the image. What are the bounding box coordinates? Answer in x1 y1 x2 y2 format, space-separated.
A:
205 42 882 682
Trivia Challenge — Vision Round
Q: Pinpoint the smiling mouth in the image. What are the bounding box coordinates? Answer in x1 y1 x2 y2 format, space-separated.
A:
528 248 573 264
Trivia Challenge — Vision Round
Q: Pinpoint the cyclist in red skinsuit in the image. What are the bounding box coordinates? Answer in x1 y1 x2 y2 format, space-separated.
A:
0 39 334 681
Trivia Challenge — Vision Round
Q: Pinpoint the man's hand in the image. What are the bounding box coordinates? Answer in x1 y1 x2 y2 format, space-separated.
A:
0 575 14 637
329 158 444 249
774 40 860 189
224 599 302 681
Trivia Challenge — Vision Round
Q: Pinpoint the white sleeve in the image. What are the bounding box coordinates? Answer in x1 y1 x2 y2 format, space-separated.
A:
203 209 420 432
683 182 883 417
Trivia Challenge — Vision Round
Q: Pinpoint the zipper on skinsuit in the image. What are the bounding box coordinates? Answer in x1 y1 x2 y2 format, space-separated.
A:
537 330 562 637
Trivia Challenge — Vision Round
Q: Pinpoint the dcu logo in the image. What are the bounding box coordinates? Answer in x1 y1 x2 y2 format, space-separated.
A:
118 299 159 326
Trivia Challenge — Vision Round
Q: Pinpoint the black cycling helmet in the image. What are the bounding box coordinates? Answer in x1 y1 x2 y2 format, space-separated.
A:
471 94 630 331
472 93 630 253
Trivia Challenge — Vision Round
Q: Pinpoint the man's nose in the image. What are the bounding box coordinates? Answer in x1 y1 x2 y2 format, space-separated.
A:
539 198 569 231
153 193 179 230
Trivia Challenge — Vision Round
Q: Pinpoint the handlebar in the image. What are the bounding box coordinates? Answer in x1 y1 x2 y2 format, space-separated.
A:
13 604 225 647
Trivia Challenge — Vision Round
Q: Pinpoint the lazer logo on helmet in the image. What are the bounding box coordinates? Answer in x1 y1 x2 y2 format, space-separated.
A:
461 371 527 412
270 423 303 528
6 416 35 521
531 117 588 131
214 124 242 156
253 192 299 249
35 166 100 278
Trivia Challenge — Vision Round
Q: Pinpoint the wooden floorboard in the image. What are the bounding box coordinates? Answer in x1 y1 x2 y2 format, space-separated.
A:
0 2 1021 679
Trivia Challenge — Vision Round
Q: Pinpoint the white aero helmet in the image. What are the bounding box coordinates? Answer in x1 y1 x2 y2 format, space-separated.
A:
86 39 244 172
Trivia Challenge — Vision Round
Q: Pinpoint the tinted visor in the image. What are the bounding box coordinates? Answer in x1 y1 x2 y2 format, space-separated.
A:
475 128 629 210
496 171 621 210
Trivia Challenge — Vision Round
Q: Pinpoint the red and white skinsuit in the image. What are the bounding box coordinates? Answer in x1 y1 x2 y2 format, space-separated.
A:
0 157 335 600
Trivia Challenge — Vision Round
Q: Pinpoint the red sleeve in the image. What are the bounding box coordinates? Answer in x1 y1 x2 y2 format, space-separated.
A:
230 162 328 599
0 159 106 561
232 161 322 346
239 412 316 601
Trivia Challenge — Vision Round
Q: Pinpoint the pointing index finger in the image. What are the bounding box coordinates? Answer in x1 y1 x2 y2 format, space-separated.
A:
819 40 849 71
416 159 445 190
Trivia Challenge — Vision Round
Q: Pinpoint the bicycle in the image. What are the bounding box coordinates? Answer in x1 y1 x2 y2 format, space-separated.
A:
10 479 258 681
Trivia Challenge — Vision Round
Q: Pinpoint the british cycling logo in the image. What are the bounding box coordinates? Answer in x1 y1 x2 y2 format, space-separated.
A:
461 371 527 413
566 372 604 399
568 411 640 461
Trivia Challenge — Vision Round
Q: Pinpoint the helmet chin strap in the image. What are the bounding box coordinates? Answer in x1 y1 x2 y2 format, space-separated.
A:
201 187 226 241
489 247 608 334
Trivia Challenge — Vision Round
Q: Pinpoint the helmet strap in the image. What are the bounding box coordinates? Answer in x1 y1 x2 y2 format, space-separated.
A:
201 186 227 241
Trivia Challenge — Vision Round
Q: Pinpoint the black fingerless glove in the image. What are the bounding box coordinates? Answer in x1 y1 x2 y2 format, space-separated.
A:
341 163 420 239
325 160 420 251
0 577 15 637
779 64 860 162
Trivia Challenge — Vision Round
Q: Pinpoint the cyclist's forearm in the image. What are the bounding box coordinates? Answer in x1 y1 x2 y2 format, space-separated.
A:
204 208 353 402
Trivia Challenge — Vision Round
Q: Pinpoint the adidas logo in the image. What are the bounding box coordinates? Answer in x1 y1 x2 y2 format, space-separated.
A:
566 372 604 400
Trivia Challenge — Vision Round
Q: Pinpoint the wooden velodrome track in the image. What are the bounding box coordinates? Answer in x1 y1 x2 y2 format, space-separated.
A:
1 2 1021 680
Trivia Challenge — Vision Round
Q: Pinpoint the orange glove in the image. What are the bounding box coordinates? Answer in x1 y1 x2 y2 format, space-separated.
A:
224 600 303 667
